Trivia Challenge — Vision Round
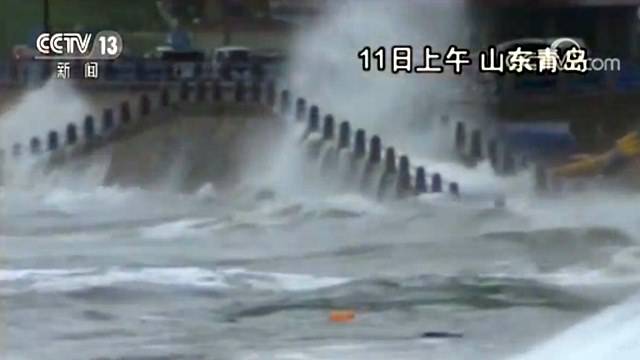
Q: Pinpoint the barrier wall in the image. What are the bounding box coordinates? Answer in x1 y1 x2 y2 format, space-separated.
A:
288 92 462 200
2 74 464 200
0 59 276 87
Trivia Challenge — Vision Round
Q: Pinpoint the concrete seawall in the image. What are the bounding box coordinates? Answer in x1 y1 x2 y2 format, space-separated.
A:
4 80 462 201
103 101 282 191
2 83 284 193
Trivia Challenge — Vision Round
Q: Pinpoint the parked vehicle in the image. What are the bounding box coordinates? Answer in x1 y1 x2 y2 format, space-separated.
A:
150 45 206 80
250 49 288 82
211 46 252 81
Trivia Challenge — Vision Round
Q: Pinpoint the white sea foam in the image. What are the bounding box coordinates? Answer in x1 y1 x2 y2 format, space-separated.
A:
512 291 640 360
0 79 93 148
0 267 350 294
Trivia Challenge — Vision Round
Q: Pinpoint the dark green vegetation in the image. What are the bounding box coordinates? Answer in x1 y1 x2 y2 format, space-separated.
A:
0 0 165 54
0 0 284 56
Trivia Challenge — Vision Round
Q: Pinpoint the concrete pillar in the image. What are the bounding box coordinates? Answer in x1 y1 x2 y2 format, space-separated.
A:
295 98 307 121
503 148 516 174
66 123 78 145
322 114 335 140
30 137 42 154
120 101 131 126
47 130 59 151
280 89 291 114
161 87 170 107
431 173 442 192
369 136 381 163
102 108 114 135
308 105 319 131
384 147 397 174
535 164 548 192
354 129 366 158
470 129 483 159
415 167 427 194
140 94 151 117
84 115 96 141
308 107 320 133
488 139 498 169
455 121 466 153
449 182 460 197
397 155 412 195
338 121 351 149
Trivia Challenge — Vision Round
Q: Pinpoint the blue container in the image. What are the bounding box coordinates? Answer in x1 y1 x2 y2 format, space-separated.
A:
499 122 577 160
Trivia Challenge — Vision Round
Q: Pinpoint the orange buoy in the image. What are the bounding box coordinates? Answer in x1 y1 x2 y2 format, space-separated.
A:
329 310 356 323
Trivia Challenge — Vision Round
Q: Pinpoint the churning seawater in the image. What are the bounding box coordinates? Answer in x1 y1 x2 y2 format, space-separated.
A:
2 79 640 360
3 2 640 359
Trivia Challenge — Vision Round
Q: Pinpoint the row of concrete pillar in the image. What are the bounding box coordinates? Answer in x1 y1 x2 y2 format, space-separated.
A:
3 78 280 161
176 78 278 105
1 79 462 201
4 89 166 158
277 91 461 198
5 60 219 84
454 121 528 175
533 164 573 193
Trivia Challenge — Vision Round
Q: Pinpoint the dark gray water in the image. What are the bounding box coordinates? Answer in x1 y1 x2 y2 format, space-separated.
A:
2 165 640 359
1 81 640 360
3 2 640 357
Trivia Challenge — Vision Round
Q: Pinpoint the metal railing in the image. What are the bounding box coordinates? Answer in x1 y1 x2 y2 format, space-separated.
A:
0 58 274 86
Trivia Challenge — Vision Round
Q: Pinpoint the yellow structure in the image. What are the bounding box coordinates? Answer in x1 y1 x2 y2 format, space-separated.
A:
551 131 640 178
